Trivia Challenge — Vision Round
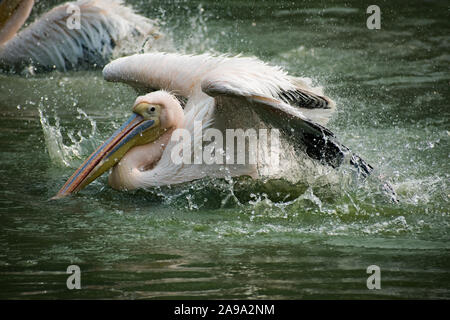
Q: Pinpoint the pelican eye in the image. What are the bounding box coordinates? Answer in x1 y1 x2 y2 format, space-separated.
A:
133 102 160 118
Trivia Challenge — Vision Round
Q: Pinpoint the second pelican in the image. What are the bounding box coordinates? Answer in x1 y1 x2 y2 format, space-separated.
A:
0 0 160 72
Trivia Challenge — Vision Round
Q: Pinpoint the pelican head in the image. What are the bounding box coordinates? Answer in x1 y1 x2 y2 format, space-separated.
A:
53 91 184 199
0 0 34 45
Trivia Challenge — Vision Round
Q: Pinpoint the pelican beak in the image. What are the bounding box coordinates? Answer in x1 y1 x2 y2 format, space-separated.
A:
0 0 23 24
53 104 161 199
0 0 33 43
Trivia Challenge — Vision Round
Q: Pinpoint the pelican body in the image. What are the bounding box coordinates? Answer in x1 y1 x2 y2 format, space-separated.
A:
0 0 160 72
53 52 396 201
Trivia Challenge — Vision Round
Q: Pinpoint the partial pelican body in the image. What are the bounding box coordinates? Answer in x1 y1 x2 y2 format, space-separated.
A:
0 0 160 72
54 52 395 200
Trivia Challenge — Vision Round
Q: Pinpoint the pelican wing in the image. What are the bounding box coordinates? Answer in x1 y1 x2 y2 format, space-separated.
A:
202 79 373 178
103 53 337 124
0 0 160 71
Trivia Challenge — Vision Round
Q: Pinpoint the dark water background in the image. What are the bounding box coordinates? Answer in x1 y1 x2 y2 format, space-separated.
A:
0 0 449 299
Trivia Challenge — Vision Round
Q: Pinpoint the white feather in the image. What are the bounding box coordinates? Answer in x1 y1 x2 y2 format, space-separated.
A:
104 52 336 125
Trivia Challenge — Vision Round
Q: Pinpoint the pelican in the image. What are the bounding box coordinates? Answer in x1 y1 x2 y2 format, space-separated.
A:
0 0 160 72
54 52 396 200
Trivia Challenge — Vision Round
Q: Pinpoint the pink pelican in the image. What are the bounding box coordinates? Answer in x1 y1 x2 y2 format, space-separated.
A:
53 52 391 200
0 0 160 71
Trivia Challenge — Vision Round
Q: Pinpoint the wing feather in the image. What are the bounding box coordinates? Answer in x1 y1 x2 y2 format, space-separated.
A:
202 80 373 178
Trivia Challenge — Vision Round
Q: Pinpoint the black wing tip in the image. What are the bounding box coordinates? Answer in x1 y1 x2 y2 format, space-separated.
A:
349 154 399 203
350 154 374 178
279 89 332 109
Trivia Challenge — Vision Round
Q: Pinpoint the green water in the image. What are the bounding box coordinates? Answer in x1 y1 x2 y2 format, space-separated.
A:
0 0 449 299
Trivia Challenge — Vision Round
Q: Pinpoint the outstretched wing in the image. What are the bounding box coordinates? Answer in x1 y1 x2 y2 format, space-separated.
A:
103 52 337 125
0 0 160 71
202 77 373 178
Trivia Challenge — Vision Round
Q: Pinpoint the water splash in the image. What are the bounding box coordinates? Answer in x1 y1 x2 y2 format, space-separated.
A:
154 3 222 55
38 106 98 168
